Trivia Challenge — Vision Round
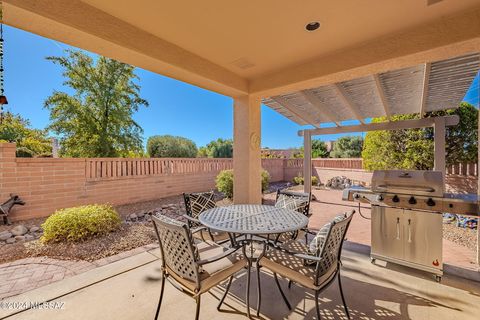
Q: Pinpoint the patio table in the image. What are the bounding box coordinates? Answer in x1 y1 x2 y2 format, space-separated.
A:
199 204 309 318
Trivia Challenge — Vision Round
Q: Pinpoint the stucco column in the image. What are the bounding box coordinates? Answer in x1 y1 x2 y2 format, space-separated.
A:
233 95 262 204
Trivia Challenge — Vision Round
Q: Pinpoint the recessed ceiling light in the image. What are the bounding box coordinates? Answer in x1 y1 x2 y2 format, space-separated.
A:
305 22 320 31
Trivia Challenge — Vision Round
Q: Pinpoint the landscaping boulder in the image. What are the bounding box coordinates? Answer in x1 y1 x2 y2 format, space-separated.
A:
29 226 40 233
5 238 15 244
326 176 353 190
0 231 12 241
11 225 28 236
14 235 25 242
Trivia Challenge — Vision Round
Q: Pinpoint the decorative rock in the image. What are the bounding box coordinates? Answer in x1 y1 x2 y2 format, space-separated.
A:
25 234 34 241
14 235 25 241
11 225 28 236
326 176 356 190
29 226 40 233
129 213 137 221
0 231 12 241
5 238 15 244
136 212 145 219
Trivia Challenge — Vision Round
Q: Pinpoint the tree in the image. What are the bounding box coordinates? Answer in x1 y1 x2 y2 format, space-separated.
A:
293 140 329 159
330 136 363 158
362 102 478 170
312 140 329 158
198 138 233 158
44 50 148 157
0 112 52 157
147 135 198 158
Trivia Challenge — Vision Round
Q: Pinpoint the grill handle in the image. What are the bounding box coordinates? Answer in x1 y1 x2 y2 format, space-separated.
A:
407 218 412 243
375 184 436 193
396 217 400 240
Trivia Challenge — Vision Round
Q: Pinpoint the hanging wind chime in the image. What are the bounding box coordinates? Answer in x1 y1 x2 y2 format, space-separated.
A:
0 0 7 124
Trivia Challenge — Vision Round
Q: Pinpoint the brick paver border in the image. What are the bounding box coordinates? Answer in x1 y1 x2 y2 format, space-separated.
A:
0 243 159 300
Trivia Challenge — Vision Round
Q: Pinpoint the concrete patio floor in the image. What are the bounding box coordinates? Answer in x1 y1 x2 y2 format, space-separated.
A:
2 242 479 320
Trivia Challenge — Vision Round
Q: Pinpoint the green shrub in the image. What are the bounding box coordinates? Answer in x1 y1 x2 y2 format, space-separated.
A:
261 170 270 193
216 169 270 199
41 204 121 243
16 147 34 158
216 170 234 198
293 175 319 186
147 135 198 158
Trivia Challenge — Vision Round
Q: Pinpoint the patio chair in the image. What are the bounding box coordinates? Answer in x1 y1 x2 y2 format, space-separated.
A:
183 191 231 243
151 213 246 320
271 189 311 242
275 189 311 216
259 210 354 320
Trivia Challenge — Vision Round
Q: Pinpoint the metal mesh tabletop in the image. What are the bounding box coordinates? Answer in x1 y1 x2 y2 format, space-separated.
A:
199 204 309 235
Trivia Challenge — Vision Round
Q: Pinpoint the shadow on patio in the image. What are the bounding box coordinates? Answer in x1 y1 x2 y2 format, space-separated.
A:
5 246 478 320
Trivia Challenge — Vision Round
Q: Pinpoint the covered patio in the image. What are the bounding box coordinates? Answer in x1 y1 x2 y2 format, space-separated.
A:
2 0 480 319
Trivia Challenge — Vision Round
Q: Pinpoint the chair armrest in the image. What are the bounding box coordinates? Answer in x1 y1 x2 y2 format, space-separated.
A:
196 246 241 266
183 214 201 224
304 228 317 236
190 226 208 235
268 242 302 256
293 253 323 262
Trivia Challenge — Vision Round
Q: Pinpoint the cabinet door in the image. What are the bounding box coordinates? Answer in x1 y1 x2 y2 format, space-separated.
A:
371 206 404 260
403 210 442 269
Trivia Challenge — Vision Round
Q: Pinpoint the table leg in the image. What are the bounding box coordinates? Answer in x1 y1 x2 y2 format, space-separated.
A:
256 260 261 317
243 242 252 318
242 235 268 318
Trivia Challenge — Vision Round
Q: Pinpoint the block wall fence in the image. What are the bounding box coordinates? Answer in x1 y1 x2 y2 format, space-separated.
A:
0 143 477 221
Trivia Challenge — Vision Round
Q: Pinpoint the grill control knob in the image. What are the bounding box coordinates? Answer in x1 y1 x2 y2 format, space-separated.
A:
392 195 400 203
408 196 417 205
426 198 436 207
376 194 384 202
353 193 360 200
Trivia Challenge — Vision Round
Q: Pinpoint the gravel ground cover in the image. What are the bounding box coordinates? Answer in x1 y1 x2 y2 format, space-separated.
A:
443 223 477 251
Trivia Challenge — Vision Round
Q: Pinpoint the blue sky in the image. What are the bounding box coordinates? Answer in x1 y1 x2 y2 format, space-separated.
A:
3 26 479 149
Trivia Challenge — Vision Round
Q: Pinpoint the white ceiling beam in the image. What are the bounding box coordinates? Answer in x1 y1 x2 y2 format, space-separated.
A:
271 96 320 128
298 115 460 137
420 62 432 116
300 90 341 127
333 84 366 124
298 115 459 136
373 74 391 119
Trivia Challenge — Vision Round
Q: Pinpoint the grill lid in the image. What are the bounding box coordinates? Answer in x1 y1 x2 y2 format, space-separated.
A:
371 170 444 197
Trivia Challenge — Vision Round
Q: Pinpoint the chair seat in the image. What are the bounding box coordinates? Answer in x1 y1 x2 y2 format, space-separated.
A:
167 240 245 295
260 240 336 290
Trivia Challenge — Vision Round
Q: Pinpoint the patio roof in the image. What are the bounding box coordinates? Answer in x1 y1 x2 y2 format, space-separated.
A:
4 1 480 98
262 53 480 127
3 0 480 204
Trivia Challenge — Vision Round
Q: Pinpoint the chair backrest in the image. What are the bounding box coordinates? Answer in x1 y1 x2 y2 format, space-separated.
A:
151 214 201 287
275 189 311 216
183 191 216 219
314 210 354 286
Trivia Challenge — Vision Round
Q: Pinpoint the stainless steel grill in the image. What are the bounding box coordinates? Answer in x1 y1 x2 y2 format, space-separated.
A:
343 170 479 281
